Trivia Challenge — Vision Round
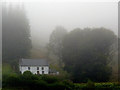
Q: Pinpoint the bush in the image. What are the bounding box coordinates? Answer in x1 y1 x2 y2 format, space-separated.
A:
2 73 20 87
3 73 75 90
2 73 120 90
41 75 59 83
23 71 33 76
86 80 95 88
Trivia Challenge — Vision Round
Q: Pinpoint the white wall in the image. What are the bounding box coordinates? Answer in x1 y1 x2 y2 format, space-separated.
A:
19 66 49 74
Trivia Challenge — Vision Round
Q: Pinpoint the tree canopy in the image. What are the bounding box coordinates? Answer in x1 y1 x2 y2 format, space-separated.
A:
48 26 67 66
61 28 116 82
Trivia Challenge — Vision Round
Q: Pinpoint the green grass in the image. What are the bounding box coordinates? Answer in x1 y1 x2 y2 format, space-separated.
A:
2 63 15 75
74 82 120 89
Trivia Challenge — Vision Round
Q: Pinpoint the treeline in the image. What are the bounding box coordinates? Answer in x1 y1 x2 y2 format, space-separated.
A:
2 3 31 63
2 4 31 70
48 27 117 83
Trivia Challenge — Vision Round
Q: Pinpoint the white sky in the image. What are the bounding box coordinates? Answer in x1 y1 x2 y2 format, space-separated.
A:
2 0 119 2
2 1 118 45
24 2 118 45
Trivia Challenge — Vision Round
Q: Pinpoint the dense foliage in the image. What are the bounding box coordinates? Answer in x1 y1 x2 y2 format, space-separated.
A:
2 71 74 90
62 28 116 82
2 71 120 90
49 27 117 83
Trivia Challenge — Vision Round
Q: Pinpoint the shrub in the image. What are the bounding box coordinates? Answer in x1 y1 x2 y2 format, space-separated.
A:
86 80 95 88
23 71 33 76
41 75 59 83
3 74 20 87
3 73 120 90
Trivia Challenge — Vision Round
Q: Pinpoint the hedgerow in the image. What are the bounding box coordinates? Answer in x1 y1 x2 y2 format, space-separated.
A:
2 71 120 90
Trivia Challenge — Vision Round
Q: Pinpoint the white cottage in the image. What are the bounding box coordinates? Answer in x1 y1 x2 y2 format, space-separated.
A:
19 59 49 74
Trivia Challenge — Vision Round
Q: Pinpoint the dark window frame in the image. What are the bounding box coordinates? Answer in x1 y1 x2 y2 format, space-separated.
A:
37 67 39 70
28 67 30 70
42 71 44 74
42 67 44 70
37 71 39 74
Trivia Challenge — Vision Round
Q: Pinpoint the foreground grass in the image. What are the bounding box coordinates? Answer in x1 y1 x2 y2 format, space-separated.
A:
75 82 120 89
2 82 120 90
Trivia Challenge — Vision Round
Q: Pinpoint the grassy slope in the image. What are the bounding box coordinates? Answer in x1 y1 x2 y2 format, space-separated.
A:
2 63 15 76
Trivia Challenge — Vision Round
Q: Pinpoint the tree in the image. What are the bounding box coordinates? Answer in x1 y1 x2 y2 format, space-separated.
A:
62 28 117 82
48 26 67 66
2 4 32 68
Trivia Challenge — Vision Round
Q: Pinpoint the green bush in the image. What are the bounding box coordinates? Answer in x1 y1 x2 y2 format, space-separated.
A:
3 73 74 90
41 75 59 83
86 80 95 88
2 73 120 90
23 71 33 77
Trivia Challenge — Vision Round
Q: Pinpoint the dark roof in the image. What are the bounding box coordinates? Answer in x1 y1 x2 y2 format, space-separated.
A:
19 59 49 66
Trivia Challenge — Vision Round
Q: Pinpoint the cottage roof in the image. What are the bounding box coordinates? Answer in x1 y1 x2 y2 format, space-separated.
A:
19 59 49 66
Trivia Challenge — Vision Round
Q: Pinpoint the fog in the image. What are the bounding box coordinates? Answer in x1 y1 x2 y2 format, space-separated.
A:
2 1 118 84
25 2 118 46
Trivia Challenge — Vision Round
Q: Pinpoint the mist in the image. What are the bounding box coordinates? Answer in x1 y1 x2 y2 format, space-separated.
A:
2 1 119 87
24 2 118 47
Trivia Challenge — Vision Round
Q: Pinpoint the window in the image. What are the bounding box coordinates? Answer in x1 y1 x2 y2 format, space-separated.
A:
37 67 39 70
42 67 44 70
37 71 39 74
28 67 30 70
42 71 44 74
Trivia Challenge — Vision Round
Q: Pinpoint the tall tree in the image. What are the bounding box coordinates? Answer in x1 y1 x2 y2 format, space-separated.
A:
2 4 31 67
62 28 117 82
48 26 67 66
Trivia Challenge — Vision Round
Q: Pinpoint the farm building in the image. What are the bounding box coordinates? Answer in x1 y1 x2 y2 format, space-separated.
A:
19 59 49 74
